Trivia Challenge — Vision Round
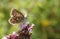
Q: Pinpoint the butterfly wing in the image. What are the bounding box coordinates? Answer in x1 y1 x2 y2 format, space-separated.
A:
9 17 17 24
9 9 24 24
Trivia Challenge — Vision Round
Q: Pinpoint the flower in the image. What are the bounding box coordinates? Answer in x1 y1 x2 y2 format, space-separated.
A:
19 22 29 29
2 22 34 39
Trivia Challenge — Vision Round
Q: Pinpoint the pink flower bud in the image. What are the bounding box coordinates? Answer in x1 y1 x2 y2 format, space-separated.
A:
11 32 17 39
6 34 11 39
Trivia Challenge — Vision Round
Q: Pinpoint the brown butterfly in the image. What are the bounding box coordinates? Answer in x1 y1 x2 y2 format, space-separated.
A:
9 8 26 24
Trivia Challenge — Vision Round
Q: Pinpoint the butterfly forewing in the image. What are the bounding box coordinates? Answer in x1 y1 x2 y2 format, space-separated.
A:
11 9 24 17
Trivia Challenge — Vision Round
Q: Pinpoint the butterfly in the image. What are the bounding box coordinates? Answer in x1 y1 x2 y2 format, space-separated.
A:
8 8 27 25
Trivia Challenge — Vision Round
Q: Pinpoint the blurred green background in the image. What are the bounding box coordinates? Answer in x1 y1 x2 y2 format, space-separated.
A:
0 0 60 39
